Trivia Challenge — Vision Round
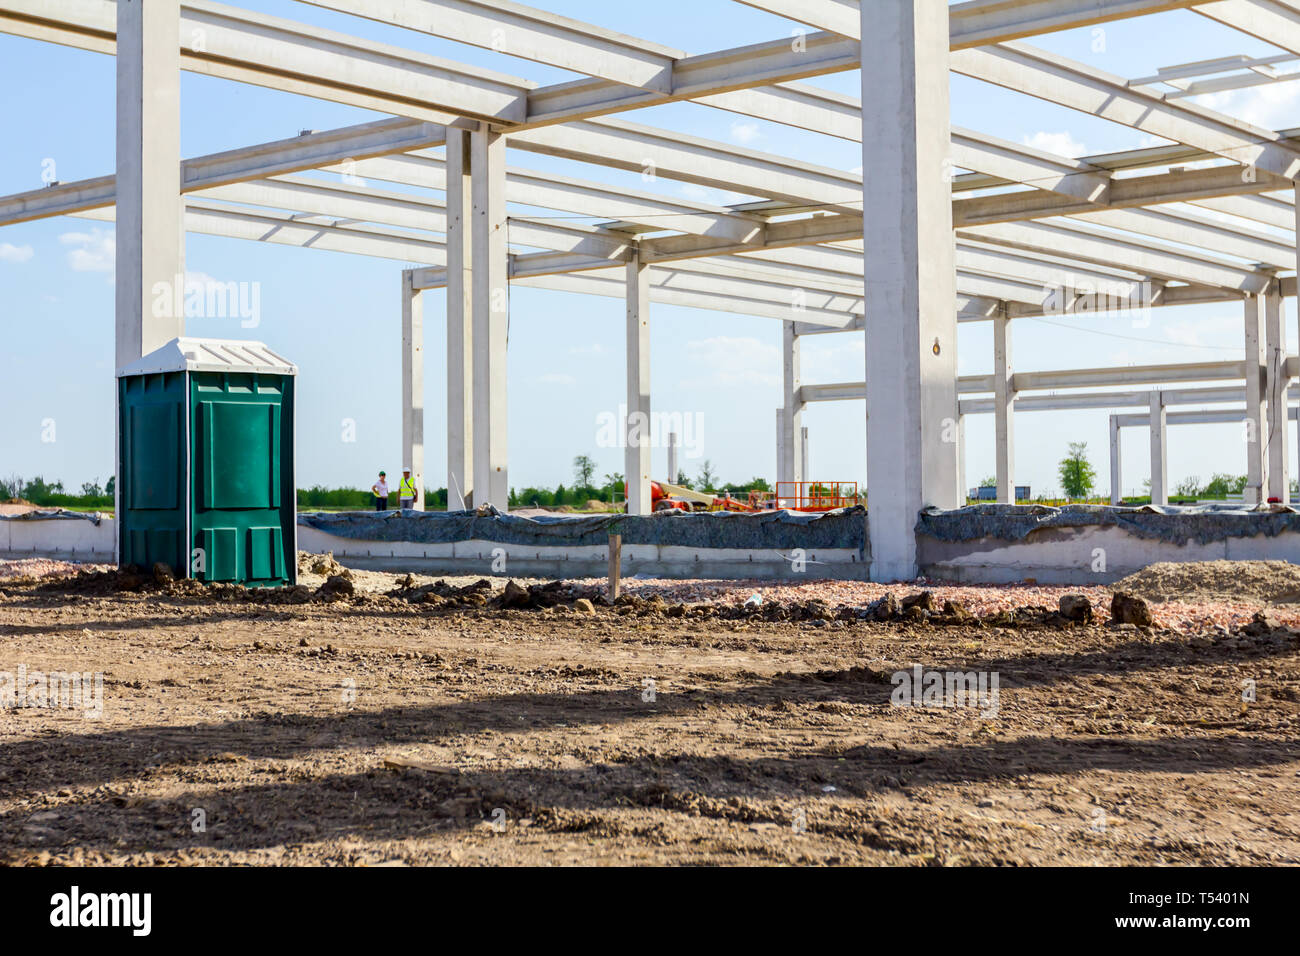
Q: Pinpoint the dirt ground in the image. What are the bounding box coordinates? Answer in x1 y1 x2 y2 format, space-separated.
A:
1 558 1298 866
1114 560 1300 606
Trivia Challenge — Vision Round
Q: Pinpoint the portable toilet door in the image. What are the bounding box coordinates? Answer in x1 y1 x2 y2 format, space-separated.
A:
117 337 297 586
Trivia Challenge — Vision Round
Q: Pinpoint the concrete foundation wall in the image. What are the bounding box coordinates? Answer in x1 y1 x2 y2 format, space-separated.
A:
918 524 1300 585
0 516 116 560
4 515 1295 587
297 525 866 580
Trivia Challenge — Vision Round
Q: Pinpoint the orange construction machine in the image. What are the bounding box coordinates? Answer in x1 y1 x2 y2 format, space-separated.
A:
631 479 860 513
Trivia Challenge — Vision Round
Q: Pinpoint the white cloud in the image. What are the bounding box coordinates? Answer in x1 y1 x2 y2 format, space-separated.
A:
568 343 605 356
681 335 780 388
730 120 761 144
0 242 33 264
1194 80 1300 132
802 338 863 381
1021 131 1087 158
538 372 577 386
59 227 115 272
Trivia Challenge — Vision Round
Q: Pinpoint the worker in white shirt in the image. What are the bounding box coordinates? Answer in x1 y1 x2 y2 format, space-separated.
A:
371 471 389 511
399 467 418 510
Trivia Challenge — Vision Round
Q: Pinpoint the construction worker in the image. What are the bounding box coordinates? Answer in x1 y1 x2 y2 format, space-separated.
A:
399 467 418 510
371 470 389 511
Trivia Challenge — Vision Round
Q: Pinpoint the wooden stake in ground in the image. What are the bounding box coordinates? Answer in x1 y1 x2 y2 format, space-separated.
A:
608 533 622 602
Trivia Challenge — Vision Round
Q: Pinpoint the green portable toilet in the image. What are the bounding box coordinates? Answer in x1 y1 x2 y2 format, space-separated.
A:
116 337 297 586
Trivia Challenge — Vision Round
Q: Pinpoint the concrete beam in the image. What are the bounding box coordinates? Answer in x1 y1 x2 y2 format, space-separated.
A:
1115 406 1299 428
954 163 1290 226
79 200 448 264
818 378 1285 414
523 30 860 126
960 219 1272 293
0 0 531 124
301 0 680 90
949 0 1212 48
0 118 449 227
1195 0 1300 59
952 41 1300 181
1012 360 1246 391
733 0 861 37
738 0 1211 46
508 119 861 211
959 383 1300 415
492 266 860 326
1069 206 1296 272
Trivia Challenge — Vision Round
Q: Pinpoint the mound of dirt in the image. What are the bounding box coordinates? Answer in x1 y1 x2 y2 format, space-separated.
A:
297 551 350 578
0 558 112 582
1113 560 1300 605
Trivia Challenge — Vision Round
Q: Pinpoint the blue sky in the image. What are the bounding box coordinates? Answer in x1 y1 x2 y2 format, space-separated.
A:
0 1 1295 499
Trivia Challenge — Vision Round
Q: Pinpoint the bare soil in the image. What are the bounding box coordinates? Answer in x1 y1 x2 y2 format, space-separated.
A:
1 563 1298 866
1114 560 1300 606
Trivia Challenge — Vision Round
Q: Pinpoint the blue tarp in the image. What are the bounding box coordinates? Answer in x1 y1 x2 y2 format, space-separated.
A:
0 509 103 526
298 506 868 551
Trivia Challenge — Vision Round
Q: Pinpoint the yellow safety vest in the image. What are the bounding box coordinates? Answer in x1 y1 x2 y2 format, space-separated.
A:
399 477 417 498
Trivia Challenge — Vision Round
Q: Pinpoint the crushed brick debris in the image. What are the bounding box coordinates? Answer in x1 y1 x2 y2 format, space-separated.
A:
570 576 1300 632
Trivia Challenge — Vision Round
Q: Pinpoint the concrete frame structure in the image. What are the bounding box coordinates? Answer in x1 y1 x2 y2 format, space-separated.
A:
1110 396 1300 503
5 0 1300 578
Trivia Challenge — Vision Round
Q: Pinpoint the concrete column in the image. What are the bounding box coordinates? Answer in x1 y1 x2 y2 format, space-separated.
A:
781 321 803 492
774 409 785 504
625 253 652 515
992 303 1015 504
1264 281 1290 502
1244 291 1269 504
1150 391 1168 506
445 127 473 510
956 413 966 504
800 426 810 485
115 0 184 368
667 431 678 486
470 125 509 510
400 271 425 510
861 0 959 580
1109 414 1122 506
